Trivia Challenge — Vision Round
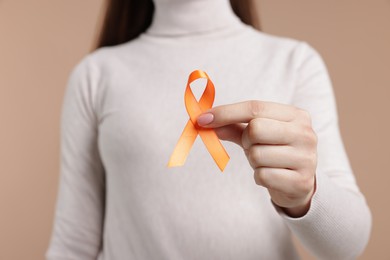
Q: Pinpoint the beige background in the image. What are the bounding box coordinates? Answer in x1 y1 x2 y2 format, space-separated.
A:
0 0 389 259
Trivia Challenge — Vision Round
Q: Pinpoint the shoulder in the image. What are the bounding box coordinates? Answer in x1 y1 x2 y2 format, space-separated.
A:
70 38 145 79
242 26 325 69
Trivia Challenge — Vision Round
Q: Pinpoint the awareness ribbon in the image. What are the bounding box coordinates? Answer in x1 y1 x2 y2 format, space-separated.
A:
168 70 230 171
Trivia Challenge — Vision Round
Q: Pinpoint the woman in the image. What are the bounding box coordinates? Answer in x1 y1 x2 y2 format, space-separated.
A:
46 0 371 259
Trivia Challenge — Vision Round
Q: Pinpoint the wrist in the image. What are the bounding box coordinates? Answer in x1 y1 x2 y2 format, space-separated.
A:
282 200 311 218
282 176 317 218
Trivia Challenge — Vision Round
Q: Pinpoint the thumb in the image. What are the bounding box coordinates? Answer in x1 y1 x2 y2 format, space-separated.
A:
213 124 245 148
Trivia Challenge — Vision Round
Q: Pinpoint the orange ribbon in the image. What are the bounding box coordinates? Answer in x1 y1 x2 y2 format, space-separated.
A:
168 70 229 171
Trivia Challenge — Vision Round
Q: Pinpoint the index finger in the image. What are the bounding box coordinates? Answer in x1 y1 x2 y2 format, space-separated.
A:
197 100 297 128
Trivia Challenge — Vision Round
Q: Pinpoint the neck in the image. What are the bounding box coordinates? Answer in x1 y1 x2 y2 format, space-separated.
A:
147 0 242 36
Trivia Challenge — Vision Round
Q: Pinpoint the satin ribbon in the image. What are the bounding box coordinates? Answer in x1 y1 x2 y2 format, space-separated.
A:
168 70 230 171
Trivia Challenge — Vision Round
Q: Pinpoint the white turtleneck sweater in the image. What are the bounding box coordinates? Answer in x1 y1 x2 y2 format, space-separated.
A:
46 0 371 259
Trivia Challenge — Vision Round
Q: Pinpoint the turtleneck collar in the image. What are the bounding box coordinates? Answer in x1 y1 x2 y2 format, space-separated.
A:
146 0 244 36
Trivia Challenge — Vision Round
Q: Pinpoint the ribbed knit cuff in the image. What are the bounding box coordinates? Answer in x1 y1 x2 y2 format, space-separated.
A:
272 172 370 259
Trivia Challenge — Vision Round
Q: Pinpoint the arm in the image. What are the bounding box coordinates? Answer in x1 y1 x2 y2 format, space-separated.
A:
196 42 371 259
46 56 105 259
280 42 372 259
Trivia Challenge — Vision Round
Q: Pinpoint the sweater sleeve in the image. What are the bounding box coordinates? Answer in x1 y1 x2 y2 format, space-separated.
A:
277 42 372 259
46 56 105 260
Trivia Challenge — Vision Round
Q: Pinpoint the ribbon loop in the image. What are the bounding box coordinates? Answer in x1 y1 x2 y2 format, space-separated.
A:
168 70 230 171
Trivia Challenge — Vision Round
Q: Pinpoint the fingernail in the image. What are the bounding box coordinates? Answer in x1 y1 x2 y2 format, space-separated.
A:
197 113 214 126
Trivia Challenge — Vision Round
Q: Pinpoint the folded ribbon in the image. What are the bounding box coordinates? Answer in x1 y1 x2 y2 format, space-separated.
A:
168 70 230 171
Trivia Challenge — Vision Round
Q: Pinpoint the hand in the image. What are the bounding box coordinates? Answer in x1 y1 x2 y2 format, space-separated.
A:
197 100 317 217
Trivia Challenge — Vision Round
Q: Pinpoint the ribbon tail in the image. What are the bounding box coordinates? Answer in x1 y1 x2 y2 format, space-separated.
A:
167 120 198 167
199 129 230 172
